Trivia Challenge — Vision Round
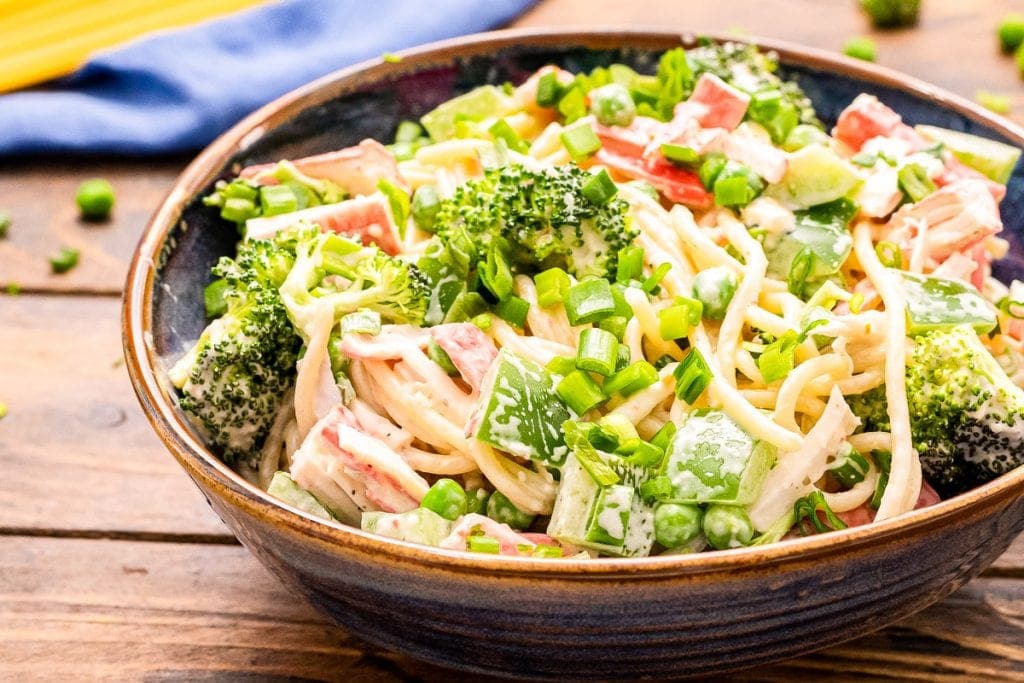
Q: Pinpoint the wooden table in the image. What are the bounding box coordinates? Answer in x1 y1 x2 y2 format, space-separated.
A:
2 0 1023 679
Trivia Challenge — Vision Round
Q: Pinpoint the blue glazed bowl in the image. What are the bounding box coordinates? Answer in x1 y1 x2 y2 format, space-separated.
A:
124 30 1024 680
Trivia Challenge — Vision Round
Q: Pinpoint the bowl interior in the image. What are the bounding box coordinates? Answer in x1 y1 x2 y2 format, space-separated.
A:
147 33 1024 539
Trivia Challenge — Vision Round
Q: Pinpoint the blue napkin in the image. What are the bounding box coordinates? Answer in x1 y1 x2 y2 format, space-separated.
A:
0 0 537 156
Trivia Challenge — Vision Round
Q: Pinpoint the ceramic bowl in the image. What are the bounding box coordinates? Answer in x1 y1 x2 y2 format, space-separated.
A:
123 29 1024 680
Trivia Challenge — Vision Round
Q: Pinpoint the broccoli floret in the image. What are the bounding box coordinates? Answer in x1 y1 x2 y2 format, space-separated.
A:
434 163 636 280
203 161 346 231
906 325 1024 494
280 224 429 339
170 233 301 466
846 326 1024 495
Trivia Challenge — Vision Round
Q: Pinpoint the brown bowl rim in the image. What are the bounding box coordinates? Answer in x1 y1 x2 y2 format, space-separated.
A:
124 27 1024 578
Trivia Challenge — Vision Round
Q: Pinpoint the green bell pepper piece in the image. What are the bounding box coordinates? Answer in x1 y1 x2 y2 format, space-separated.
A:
900 271 997 336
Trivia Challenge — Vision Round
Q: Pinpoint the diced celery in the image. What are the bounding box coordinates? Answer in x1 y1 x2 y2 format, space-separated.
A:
420 85 515 142
361 508 453 546
473 349 573 466
900 271 997 336
660 410 776 505
765 144 862 208
267 472 334 520
547 451 656 557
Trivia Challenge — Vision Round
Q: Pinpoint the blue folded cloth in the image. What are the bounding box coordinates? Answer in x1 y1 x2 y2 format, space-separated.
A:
0 0 537 156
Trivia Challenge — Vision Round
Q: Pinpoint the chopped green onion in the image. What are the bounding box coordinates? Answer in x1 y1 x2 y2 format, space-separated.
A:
0 402 7 419
49 247 79 274
411 185 441 232
604 360 659 397
757 330 800 384
556 371 608 414
639 475 673 503
624 441 665 468
427 339 459 375
563 420 620 486
535 267 571 308
6 283 21 295
875 240 902 269
494 295 530 328
546 355 577 377
713 174 750 207
615 344 631 371
869 450 893 510
258 184 298 217
203 278 229 318
999 295 1024 320
560 122 602 161
557 85 587 123
220 196 257 224
479 241 514 301
576 327 619 376
443 291 488 323
582 169 618 205
488 118 529 153
471 313 492 331
532 544 563 558
599 413 639 444
843 36 877 62
377 178 410 238
565 278 616 325
599 315 629 342
536 72 563 108
698 153 727 190
641 262 672 294
616 245 645 284
829 444 871 487
897 163 937 203
794 490 848 535
787 247 815 297
610 283 634 319
661 143 700 165
467 535 501 554
0 211 10 238
76 178 115 220
649 421 677 451
340 310 382 336
673 348 712 404
659 296 703 340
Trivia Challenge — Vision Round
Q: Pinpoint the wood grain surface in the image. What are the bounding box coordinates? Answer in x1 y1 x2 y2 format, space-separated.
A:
1 0 1023 680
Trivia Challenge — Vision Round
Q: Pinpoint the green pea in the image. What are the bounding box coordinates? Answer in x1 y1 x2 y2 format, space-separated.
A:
589 83 636 127
466 488 491 515
702 504 755 550
75 178 115 220
420 478 468 521
0 210 10 238
654 503 703 549
692 266 738 321
486 490 535 530
782 124 830 153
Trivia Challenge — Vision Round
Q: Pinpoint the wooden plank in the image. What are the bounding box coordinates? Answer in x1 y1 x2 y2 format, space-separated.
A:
0 157 185 295
0 294 228 537
514 0 1024 123
0 536 1021 682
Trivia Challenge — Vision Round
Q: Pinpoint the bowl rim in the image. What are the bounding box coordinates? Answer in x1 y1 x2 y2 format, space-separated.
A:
124 26 1024 578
